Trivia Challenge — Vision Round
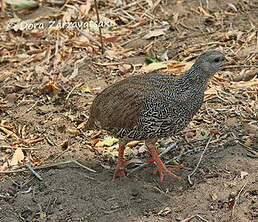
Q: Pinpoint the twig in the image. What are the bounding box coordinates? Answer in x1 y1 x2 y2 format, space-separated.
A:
23 100 38 115
65 82 84 101
0 194 7 199
75 27 107 50
196 214 209 222
144 184 173 199
127 142 177 176
1 0 5 17
180 214 208 222
94 0 104 54
233 69 258 82
25 163 43 181
180 215 196 222
0 145 40 150
21 186 32 194
152 0 162 12
59 0 70 11
113 0 146 12
0 160 96 174
72 160 96 172
187 135 213 185
232 181 249 218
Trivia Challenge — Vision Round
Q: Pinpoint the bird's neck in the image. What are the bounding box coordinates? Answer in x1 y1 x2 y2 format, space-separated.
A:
176 66 209 92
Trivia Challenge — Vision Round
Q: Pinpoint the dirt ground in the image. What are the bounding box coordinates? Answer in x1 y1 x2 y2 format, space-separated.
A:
0 0 257 221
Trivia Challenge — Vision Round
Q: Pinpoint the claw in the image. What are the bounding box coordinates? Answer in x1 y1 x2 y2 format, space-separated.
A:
148 147 183 183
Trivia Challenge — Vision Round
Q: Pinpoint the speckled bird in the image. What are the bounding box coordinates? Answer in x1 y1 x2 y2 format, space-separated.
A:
86 50 226 183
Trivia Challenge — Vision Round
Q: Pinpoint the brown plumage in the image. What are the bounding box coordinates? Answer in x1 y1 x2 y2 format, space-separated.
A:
86 51 226 183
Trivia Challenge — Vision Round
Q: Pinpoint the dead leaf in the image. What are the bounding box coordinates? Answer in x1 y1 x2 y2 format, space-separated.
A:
0 134 6 140
62 10 71 23
204 87 217 99
244 124 258 137
171 13 179 25
145 0 153 8
126 141 140 148
158 207 171 216
231 79 258 88
10 148 24 166
119 64 131 73
77 121 87 129
96 137 119 147
126 158 143 165
140 62 167 73
240 171 248 179
0 71 12 82
41 81 60 94
228 197 235 210
100 163 111 169
61 140 70 150
244 137 252 147
198 7 214 17
79 0 93 15
67 128 81 136
143 29 167 39
193 128 210 141
4 93 19 104
185 131 195 139
91 139 100 147
68 66 79 80
225 117 238 127
138 145 147 153
211 193 218 200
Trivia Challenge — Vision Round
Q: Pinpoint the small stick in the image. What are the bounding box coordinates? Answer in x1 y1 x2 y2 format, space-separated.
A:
144 184 173 199
232 181 248 218
187 135 213 185
127 142 177 176
0 160 96 174
65 82 84 101
196 214 209 222
94 0 104 54
72 160 96 173
0 146 40 150
25 163 43 181
24 101 38 114
76 27 107 50
21 187 32 194
1 0 5 17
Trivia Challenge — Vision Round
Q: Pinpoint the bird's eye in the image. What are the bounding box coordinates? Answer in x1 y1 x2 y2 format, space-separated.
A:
214 57 221 63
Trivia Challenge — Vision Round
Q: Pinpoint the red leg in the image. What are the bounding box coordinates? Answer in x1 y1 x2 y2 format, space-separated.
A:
112 146 127 180
144 158 155 164
148 147 183 183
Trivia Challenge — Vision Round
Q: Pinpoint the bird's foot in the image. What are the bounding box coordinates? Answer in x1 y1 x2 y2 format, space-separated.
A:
148 147 184 183
112 161 128 180
144 158 155 164
112 145 127 180
153 164 184 183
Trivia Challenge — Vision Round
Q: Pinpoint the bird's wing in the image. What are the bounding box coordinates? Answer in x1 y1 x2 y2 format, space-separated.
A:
87 75 155 130
87 73 179 130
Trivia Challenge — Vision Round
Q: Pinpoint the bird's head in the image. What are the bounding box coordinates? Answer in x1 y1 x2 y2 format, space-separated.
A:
193 50 226 78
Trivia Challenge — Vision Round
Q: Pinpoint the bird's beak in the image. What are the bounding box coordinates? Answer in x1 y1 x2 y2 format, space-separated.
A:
224 60 236 66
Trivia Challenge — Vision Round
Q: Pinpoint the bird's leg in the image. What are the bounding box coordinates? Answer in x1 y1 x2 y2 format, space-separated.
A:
112 144 127 180
147 147 183 183
152 162 184 176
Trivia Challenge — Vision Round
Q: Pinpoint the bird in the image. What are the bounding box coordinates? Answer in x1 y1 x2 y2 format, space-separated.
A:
86 50 226 183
